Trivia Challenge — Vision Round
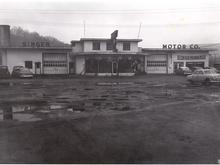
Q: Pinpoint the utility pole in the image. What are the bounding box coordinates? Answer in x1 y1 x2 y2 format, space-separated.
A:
83 20 86 37
137 22 142 39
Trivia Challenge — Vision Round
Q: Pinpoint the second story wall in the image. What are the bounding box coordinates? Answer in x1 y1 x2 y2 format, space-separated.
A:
82 40 139 53
116 42 138 52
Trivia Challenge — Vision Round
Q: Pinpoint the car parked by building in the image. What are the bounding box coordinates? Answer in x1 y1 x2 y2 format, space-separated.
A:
175 66 192 75
187 68 220 85
0 65 10 78
11 66 34 78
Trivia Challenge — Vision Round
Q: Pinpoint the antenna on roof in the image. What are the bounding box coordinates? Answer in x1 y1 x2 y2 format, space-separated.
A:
137 22 142 39
83 20 86 37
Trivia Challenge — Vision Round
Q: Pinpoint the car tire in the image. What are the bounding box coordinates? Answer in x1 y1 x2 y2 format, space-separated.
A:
203 78 211 86
188 80 195 85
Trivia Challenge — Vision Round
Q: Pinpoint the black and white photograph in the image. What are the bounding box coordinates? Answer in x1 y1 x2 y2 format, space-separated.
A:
0 0 220 163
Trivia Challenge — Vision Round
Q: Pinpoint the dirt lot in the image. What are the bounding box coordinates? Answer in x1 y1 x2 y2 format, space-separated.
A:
0 75 220 163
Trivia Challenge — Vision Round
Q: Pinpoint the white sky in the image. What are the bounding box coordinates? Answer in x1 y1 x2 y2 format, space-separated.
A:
0 0 220 47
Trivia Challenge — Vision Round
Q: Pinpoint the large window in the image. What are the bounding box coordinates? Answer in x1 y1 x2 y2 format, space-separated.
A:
147 61 167 67
25 61 33 69
85 58 98 73
92 41 100 50
123 42 130 51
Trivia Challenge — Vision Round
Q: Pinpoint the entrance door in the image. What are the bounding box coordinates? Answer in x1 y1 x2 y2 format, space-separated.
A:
35 62 41 74
173 62 184 73
112 62 118 76
69 62 75 74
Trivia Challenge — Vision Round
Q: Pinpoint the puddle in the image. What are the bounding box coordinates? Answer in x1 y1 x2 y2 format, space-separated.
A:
13 114 41 122
84 88 94 91
89 98 106 101
0 82 14 86
50 104 66 110
37 110 50 113
68 101 85 111
152 83 167 87
96 82 134 86
111 105 131 111
0 106 41 122
23 82 32 85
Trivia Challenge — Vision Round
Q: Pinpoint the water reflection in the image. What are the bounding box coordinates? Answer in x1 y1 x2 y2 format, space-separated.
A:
0 105 41 121
3 106 13 120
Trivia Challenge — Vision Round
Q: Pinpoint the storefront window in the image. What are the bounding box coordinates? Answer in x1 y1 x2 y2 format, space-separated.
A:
85 58 98 73
118 58 132 73
99 58 112 73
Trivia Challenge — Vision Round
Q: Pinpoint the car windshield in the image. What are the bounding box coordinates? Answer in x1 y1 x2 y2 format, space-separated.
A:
204 70 216 74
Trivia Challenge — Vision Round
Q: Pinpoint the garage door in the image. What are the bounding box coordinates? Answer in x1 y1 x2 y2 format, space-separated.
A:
43 53 68 74
146 55 167 74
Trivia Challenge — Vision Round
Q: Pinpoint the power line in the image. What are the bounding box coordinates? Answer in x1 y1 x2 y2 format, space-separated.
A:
0 6 220 14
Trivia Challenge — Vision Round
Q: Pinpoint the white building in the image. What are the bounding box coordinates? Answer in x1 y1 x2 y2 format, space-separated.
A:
0 25 212 76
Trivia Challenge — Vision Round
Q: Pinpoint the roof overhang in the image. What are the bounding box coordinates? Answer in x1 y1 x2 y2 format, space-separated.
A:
79 38 142 42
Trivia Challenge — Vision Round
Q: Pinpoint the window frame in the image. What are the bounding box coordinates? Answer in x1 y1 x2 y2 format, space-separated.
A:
123 42 131 51
25 61 33 69
92 41 101 50
106 41 113 50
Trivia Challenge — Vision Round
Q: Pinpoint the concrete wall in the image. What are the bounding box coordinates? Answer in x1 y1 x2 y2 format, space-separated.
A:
116 42 138 52
72 42 83 52
75 56 85 75
82 41 139 52
7 49 42 73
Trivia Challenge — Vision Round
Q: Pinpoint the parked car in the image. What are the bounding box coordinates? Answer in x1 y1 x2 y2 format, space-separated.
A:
0 65 10 78
204 67 220 73
191 66 203 72
175 66 192 75
11 66 34 78
187 68 220 85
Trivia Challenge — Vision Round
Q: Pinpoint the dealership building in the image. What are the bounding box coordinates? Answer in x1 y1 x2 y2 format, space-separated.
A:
0 25 213 76
0 25 72 75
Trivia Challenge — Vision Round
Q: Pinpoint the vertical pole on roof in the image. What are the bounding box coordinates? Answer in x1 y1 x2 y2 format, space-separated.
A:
83 20 86 37
137 22 142 39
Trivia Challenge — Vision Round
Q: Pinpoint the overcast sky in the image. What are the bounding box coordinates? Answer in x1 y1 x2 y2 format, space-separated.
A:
1 0 220 47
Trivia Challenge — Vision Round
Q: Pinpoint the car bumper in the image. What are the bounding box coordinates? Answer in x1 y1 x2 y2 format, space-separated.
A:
20 74 34 78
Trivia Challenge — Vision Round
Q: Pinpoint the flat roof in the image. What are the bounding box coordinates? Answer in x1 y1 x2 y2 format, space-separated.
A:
1 46 72 51
142 48 215 52
79 38 142 42
70 52 143 56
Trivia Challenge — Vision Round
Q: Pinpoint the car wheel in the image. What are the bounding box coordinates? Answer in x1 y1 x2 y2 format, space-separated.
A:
203 78 211 86
188 80 195 85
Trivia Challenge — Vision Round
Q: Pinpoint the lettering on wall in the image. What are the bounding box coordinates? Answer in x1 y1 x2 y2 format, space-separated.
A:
22 42 50 48
177 55 206 60
162 44 200 49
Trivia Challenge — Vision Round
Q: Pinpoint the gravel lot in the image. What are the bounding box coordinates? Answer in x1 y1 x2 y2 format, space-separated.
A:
0 75 220 163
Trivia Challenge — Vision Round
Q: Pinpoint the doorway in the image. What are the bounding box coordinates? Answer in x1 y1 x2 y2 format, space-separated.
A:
35 62 41 74
112 62 118 76
173 62 184 73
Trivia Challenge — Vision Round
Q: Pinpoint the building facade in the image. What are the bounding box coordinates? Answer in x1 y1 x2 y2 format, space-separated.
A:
70 38 145 76
0 24 213 76
142 48 210 74
0 25 72 75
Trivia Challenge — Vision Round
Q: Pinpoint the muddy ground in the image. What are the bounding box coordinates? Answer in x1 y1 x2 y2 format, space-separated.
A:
0 75 220 163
